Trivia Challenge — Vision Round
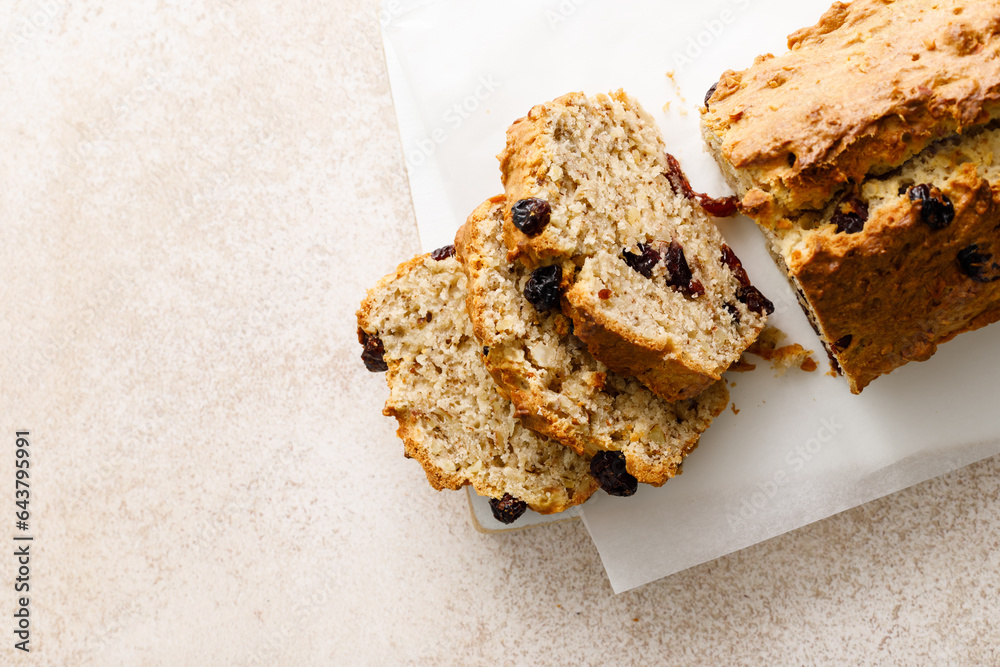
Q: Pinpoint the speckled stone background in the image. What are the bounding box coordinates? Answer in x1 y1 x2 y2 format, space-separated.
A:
2 0 999 664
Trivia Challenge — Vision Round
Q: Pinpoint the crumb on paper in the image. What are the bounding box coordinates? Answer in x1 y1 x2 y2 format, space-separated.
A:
747 326 785 359
743 326 815 375
731 403 740 415
664 70 687 105
662 101 671 112
769 344 814 376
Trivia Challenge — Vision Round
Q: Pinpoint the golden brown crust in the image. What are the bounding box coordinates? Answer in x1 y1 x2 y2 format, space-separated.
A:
703 0 1000 222
788 161 1000 393
498 100 565 267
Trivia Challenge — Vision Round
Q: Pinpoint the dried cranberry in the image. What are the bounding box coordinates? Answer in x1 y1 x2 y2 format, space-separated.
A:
664 153 697 200
704 81 719 108
622 243 660 278
957 245 1000 283
590 451 637 497
687 279 706 297
736 285 775 316
524 264 563 311
832 334 853 353
663 241 694 291
831 193 869 234
489 493 527 524
698 195 740 217
511 198 551 237
907 184 955 229
720 244 751 287
431 244 456 260
664 153 738 216
358 328 388 372
723 302 741 324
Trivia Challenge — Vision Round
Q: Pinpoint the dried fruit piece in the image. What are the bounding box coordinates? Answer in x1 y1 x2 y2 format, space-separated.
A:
704 81 718 108
907 184 955 229
590 451 637 497
358 328 388 372
663 241 701 295
831 193 869 234
489 493 528 524
720 244 751 287
430 244 456 260
598 288 612 300
511 198 551 237
957 245 1000 283
698 195 740 218
832 334 853 353
663 153 738 217
524 264 563 311
736 285 775 316
622 243 660 278
723 302 741 324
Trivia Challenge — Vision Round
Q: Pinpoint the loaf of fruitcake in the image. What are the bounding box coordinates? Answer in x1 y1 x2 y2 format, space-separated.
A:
701 0 1000 392
455 196 729 486
500 90 772 402
357 251 601 522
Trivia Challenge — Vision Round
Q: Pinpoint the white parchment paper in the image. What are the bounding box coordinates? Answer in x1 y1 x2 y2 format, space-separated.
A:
381 0 1000 592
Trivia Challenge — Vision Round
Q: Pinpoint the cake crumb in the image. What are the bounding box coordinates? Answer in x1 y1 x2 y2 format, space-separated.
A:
769 344 813 376
665 70 687 105
744 326 815 375
731 403 740 415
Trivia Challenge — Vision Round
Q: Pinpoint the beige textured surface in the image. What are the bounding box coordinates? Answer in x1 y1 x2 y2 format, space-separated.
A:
2 0 999 663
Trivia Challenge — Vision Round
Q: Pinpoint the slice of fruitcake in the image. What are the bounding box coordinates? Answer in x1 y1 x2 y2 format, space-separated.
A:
456 195 729 485
356 250 601 523
500 90 770 401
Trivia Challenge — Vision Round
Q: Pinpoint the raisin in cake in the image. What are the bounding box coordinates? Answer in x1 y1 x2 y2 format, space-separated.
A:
356 251 599 521
701 0 1000 392
456 196 729 486
500 90 771 401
